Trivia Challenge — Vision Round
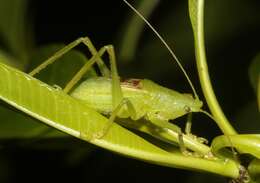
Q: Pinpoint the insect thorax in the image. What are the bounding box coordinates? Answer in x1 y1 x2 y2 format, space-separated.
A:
140 79 203 121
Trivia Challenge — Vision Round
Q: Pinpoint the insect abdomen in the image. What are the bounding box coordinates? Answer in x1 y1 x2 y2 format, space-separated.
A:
70 77 150 118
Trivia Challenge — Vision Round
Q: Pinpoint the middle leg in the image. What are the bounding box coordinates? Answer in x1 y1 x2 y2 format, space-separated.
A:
93 45 138 138
94 98 136 139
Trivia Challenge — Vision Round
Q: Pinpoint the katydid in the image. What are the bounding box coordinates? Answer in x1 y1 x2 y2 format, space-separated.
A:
29 1 209 153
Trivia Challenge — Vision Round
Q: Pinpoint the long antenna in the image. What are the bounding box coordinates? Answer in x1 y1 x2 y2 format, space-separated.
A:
123 0 199 99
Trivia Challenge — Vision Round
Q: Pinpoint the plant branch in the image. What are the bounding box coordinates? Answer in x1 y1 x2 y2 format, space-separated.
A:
188 0 237 135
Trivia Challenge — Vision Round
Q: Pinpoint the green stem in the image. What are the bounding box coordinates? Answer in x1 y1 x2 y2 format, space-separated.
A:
189 0 237 135
119 118 211 155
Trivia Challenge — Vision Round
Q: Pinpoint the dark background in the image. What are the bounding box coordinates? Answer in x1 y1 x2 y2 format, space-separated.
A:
0 0 260 182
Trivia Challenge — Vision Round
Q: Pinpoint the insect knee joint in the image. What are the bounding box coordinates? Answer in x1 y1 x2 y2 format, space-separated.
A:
77 36 91 44
104 45 114 51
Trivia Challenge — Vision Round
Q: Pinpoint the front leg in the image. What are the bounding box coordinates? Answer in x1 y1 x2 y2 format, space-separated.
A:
185 113 208 144
147 116 188 154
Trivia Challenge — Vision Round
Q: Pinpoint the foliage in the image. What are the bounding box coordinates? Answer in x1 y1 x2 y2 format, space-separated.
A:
0 0 259 182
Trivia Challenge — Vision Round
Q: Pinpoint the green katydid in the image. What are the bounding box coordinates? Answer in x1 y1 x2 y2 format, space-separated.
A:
28 0 212 154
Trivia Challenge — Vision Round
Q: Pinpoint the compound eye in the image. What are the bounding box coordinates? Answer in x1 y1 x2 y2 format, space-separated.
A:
184 105 191 113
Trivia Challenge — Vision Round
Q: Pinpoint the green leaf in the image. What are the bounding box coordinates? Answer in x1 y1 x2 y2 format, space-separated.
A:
0 0 32 65
211 134 260 159
0 61 239 178
258 79 260 112
235 101 260 134
0 49 23 69
212 134 260 181
0 103 55 139
0 44 96 140
248 53 260 110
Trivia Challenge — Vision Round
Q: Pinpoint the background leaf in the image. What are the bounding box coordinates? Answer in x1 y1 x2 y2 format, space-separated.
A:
0 0 33 67
119 0 159 62
0 49 22 69
235 101 260 134
27 44 97 88
248 53 260 111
